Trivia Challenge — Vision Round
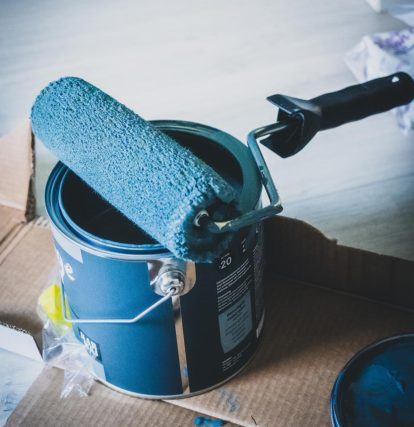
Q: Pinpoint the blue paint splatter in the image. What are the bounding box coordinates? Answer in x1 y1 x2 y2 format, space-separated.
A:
193 416 226 426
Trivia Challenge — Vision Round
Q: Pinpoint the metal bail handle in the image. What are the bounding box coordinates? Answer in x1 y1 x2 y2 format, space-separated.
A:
59 280 181 325
198 124 284 234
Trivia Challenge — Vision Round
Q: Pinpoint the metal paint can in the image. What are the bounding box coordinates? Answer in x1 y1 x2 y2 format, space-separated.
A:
45 120 264 398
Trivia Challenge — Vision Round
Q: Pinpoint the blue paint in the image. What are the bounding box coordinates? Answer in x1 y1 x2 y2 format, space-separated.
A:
194 416 226 426
32 77 238 262
331 334 414 427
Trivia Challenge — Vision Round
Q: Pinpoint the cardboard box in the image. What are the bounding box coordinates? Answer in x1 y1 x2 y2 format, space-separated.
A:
1 123 413 426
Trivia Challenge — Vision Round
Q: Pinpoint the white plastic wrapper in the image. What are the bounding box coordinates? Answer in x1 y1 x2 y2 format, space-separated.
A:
41 320 95 398
345 27 414 134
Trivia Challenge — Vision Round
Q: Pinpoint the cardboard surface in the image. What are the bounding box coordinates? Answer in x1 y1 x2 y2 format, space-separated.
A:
0 122 35 221
1 125 413 426
0 206 23 248
6 367 222 427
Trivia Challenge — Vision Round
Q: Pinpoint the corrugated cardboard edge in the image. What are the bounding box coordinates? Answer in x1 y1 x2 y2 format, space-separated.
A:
0 121 35 222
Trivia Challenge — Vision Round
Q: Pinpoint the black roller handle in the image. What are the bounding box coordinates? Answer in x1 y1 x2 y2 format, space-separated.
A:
312 72 414 129
262 72 414 158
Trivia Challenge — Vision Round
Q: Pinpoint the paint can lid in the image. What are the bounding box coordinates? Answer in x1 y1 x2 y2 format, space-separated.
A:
330 334 414 427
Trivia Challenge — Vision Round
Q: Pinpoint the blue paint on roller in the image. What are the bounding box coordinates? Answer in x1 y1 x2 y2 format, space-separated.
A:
31 77 238 261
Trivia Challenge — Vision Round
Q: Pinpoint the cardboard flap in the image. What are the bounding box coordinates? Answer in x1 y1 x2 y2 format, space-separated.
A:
0 122 35 222
266 216 414 310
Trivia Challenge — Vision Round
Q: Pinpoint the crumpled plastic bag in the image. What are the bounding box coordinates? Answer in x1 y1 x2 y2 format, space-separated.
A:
345 27 414 134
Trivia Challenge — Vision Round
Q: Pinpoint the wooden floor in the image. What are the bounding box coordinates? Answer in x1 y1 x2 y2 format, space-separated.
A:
1 0 413 260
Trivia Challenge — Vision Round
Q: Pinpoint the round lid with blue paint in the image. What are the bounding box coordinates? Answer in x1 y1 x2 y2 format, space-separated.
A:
331 334 414 427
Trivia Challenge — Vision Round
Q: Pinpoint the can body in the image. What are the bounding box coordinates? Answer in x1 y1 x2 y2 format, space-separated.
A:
45 120 264 398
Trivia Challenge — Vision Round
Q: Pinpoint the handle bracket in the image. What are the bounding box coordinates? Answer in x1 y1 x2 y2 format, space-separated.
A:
199 123 285 234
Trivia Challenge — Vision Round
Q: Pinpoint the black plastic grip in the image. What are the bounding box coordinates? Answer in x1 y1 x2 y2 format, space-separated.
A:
311 72 414 130
264 72 414 157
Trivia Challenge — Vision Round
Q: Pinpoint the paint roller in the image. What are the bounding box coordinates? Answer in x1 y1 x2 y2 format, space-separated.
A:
32 73 414 262
31 77 238 262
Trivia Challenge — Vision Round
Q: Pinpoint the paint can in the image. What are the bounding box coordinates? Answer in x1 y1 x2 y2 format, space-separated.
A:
330 334 414 426
45 120 265 398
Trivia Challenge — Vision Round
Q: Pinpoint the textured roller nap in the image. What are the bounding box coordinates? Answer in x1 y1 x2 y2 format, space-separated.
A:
31 77 238 261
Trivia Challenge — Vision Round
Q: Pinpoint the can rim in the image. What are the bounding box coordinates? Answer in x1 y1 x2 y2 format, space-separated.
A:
45 120 262 260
